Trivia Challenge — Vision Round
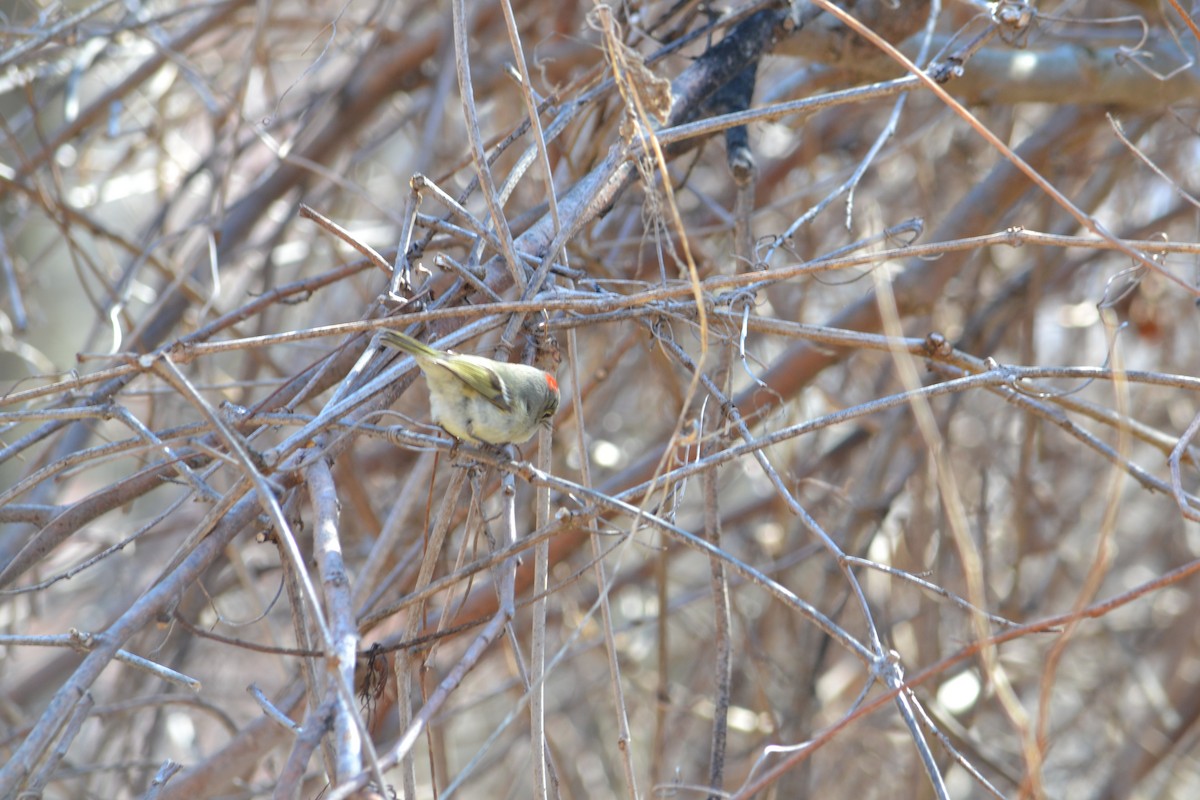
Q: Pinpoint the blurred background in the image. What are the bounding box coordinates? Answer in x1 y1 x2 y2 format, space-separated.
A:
2 0 1200 797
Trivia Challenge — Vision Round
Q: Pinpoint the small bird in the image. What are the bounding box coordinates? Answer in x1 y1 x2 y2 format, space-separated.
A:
380 329 559 445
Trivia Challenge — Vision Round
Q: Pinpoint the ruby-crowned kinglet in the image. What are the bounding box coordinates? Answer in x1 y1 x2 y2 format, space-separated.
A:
380 329 559 445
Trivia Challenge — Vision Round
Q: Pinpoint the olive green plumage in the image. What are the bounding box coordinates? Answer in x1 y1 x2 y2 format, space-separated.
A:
381 330 559 445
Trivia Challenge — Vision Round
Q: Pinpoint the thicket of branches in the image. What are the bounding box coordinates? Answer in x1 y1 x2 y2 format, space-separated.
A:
3 0 1200 797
